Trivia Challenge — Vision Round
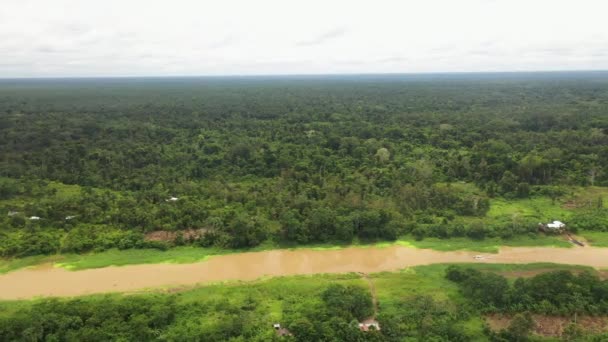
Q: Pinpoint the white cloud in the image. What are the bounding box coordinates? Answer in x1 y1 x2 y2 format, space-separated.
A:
297 28 349 46
0 0 607 77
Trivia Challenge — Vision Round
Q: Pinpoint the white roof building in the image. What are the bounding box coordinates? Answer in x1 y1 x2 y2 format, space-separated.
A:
29 216 41 220
546 220 566 229
359 321 381 332
166 197 179 202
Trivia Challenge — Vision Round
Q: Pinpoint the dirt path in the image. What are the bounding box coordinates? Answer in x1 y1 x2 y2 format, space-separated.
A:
3 245 608 299
358 272 378 315
565 233 587 247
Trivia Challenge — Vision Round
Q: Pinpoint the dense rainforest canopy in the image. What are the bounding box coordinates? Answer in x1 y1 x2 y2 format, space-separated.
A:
1 72 608 256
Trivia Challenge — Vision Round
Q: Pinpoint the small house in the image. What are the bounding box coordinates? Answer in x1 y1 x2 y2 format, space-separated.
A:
272 323 292 336
7 211 19 216
29 216 41 220
358 319 381 332
547 220 566 229
166 197 179 202
539 220 566 233
65 215 77 220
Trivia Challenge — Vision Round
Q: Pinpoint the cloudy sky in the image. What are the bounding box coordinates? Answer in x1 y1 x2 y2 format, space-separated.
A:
1 0 607 77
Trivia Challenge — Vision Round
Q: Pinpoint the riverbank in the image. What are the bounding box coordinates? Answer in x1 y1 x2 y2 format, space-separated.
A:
2 244 608 300
0 262 602 340
0 234 572 274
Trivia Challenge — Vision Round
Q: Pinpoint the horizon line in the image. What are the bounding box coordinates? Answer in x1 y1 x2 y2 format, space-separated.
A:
2 69 608 81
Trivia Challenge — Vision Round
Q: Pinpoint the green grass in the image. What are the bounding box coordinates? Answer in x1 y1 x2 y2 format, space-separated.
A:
47 181 86 198
398 235 572 253
5 248 220 274
55 247 219 270
565 186 608 209
53 241 364 271
0 233 575 273
0 255 63 274
458 317 488 342
372 266 459 312
485 186 608 223
579 230 608 247
488 196 571 221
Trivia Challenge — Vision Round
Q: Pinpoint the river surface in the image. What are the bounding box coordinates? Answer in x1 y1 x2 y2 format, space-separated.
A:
2 245 608 299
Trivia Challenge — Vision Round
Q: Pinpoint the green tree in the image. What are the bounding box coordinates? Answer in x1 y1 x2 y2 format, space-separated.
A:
506 313 534 341
562 322 584 341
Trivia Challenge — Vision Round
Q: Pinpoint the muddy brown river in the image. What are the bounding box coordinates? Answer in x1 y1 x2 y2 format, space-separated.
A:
2 245 608 299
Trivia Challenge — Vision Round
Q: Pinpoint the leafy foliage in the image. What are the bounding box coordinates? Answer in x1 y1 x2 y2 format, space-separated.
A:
446 266 608 315
1 73 608 256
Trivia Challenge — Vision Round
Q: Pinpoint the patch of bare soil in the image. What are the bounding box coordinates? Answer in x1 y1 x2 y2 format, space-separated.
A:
144 229 208 242
562 200 580 209
486 314 511 331
563 233 588 247
486 314 608 337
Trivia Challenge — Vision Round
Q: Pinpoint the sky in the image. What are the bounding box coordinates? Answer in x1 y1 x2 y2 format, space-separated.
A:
1 0 607 77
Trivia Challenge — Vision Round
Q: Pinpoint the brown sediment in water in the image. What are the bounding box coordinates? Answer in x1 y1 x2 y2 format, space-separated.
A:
2 246 608 300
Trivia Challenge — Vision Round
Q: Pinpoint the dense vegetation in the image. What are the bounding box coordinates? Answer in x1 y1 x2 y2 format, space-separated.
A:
0 281 377 341
446 266 608 341
2 72 608 257
447 266 608 315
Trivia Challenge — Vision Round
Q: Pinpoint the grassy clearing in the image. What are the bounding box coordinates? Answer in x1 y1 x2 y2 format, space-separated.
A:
485 186 608 222
488 196 572 221
372 266 460 312
565 186 608 209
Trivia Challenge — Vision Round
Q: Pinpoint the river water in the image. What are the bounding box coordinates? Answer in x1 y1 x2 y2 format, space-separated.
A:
2 246 608 299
